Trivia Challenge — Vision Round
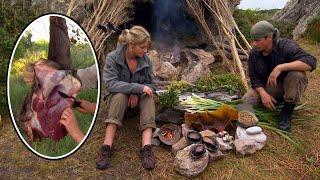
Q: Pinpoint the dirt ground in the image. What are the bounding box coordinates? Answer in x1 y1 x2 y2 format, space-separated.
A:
0 40 319 179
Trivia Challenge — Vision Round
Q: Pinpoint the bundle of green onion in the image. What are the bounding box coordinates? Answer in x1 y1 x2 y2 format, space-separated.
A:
179 93 225 113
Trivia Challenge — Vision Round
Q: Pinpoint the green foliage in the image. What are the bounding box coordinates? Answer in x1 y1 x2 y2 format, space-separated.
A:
159 73 246 108
159 80 193 108
195 73 246 95
0 86 7 114
159 88 179 108
0 1 38 115
167 80 192 93
304 12 320 44
71 44 96 69
14 31 33 59
234 9 294 41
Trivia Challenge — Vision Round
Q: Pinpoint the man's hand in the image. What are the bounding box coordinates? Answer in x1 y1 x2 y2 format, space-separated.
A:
128 94 139 108
268 65 282 87
60 108 84 144
77 100 96 114
23 63 35 86
260 91 277 111
143 86 153 96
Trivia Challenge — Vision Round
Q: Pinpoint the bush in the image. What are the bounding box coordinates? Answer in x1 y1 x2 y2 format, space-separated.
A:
195 73 246 95
304 12 320 44
234 9 294 41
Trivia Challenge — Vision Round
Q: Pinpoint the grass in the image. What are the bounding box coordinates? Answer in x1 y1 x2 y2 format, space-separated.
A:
2 40 318 179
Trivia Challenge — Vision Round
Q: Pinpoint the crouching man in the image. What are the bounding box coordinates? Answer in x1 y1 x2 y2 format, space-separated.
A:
243 21 317 132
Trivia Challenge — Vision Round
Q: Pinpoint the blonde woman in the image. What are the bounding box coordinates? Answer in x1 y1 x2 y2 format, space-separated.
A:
97 26 156 170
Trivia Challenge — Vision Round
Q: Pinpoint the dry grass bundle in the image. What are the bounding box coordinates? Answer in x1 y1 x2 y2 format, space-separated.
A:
83 0 133 61
186 0 252 89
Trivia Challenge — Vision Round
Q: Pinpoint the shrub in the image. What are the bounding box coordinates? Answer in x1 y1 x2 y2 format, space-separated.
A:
304 12 320 44
234 8 294 41
195 73 246 95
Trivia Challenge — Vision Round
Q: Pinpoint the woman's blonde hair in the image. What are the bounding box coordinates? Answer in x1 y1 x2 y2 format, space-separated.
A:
118 26 151 45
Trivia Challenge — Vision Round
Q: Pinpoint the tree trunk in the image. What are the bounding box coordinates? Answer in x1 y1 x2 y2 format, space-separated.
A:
48 16 72 70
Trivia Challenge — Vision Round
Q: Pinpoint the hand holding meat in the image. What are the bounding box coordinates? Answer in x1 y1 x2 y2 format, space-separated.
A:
77 100 96 114
60 108 84 144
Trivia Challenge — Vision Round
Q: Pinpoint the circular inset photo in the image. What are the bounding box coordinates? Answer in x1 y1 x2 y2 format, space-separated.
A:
7 14 100 159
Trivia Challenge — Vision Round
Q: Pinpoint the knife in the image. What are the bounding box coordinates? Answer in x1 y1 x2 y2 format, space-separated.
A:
58 91 81 108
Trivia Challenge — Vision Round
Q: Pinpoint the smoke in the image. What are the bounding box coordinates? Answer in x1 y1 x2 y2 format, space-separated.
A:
153 0 198 40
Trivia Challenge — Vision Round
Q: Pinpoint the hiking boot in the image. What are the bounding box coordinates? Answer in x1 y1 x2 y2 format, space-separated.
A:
278 103 296 132
96 145 112 170
139 145 156 170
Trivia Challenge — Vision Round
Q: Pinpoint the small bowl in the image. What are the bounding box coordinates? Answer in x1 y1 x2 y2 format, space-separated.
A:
186 130 203 145
203 136 219 152
158 124 181 146
190 144 206 159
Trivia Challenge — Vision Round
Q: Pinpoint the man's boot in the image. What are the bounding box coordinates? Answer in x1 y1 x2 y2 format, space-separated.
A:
96 145 113 170
139 144 156 170
278 102 296 132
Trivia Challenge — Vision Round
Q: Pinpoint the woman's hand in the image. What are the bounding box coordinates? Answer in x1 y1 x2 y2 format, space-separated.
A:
77 100 96 114
143 86 153 96
128 94 139 108
60 108 84 144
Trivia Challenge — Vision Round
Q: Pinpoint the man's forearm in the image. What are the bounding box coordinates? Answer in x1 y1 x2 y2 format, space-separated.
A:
277 60 312 72
255 87 267 97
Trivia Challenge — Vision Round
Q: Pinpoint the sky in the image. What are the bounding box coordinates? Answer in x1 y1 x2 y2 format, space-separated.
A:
238 0 290 10
24 15 87 43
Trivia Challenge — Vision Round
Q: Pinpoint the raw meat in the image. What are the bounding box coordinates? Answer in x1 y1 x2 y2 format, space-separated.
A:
19 61 81 142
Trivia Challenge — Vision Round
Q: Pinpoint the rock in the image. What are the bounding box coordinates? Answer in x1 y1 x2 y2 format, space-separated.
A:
181 123 192 138
236 126 267 143
246 126 262 135
222 134 233 142
156 108 184 124
172 137 188 155
272 0 320 39
199 130 216 139
152 128 160 138
157 62 178 81
234 139 257 157
148 50 161 72
217 131 228 138
174 144 209 177
216 137 233 152
236 126 267 150
180 48 215 84
208 150 225 162
152 137 161 146
77 64 97 90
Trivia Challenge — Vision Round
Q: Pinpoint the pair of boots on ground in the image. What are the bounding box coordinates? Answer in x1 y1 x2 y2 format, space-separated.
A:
96 144 156 170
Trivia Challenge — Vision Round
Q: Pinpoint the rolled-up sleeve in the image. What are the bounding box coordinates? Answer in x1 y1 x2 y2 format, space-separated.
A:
103 53 144 94
284 40 317 71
